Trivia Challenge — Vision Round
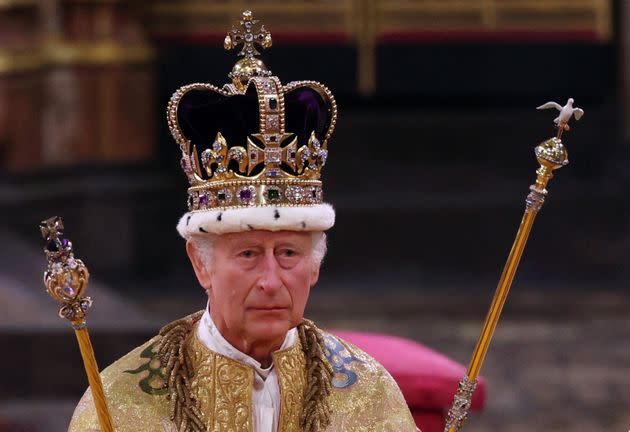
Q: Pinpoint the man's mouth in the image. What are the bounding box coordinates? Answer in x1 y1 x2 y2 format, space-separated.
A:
248 306 287 311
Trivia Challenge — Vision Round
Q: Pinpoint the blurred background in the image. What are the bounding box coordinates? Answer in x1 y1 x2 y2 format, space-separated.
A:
1 0 629 431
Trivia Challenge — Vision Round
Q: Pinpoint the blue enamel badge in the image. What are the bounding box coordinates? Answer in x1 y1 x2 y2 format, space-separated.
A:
323 335 362 389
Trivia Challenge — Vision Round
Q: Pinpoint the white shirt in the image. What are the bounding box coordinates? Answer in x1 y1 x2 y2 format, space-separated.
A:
197 308 297 432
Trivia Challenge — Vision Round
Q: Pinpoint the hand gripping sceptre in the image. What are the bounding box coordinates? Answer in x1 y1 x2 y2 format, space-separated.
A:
40 216 114 432
443 99 583 432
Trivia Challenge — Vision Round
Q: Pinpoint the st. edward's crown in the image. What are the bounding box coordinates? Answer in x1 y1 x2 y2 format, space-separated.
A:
167 10 337 212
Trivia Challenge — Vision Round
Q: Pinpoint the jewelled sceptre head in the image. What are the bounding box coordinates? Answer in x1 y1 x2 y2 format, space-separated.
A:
444 99 584 432
41 216 92 328
39 216 114 432
524 97 582 212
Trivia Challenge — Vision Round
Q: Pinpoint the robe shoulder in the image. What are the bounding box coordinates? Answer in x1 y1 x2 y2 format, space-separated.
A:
67 336 174 432
320 331 419 432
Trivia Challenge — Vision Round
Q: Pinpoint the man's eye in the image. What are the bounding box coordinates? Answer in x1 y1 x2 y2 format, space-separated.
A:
283 249 296 257
240 250 254 258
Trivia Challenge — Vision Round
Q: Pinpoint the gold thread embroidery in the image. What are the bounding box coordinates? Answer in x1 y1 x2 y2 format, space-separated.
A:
274 338 307 432
187 328 254 432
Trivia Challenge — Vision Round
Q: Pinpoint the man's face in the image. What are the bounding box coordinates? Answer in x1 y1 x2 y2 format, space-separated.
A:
188 230 320 350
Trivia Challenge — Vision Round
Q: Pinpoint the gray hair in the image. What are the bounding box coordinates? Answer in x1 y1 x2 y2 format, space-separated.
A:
190 231 327 271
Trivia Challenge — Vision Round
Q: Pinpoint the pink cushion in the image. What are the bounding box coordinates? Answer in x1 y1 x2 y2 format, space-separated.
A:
331 330 485 411
412 411 446 432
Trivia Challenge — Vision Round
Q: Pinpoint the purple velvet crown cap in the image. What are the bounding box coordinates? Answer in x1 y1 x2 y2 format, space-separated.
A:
176 82 334 176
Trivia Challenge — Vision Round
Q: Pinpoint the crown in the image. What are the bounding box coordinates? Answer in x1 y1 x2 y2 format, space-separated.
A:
167 11 337 217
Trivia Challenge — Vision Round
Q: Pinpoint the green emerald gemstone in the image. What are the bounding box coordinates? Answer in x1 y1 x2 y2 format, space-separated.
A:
267 189 280 200
269 98 277 110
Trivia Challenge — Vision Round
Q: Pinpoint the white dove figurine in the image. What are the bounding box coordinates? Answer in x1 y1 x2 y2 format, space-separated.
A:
536 98 584 131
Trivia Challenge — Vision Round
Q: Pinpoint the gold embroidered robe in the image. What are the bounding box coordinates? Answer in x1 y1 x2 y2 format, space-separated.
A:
68 319 417 432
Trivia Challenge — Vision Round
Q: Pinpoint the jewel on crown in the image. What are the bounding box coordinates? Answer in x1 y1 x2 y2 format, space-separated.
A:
167 10 337 211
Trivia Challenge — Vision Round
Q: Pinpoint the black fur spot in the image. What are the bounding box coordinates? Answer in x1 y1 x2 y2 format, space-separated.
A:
301 221 306 229
247 224 254 230
186 215 191 226
217 212 222 221
274 209 280 220
199 227 208 233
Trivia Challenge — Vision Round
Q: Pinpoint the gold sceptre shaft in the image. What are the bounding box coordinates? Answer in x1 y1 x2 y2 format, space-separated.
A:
444 98 584 432
40 216 115 432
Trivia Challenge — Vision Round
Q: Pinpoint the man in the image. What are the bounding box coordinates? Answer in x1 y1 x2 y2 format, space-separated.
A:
69 10 418 432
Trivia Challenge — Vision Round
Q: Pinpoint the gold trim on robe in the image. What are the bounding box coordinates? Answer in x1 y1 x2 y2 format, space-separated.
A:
68 317 418 432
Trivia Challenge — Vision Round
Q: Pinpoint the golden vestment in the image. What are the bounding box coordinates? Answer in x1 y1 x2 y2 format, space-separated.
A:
68 314 417 432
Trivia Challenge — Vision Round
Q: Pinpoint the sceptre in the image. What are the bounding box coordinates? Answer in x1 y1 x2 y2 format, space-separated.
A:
40 216 115 432
443 98 584 432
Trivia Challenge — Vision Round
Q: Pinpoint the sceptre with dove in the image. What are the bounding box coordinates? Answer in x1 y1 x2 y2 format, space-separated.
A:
537 97 584 137
443 98 584 432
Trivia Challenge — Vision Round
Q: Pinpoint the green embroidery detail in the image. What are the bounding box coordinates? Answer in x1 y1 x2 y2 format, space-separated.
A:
124 341 168 395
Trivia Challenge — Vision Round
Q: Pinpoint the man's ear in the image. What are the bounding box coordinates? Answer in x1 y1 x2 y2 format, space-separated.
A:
186 241 212 292
310 262 321 288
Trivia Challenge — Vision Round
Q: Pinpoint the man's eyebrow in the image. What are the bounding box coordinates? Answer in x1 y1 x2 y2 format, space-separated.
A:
275 240 308 250
229 242 261 250
276 241 299 247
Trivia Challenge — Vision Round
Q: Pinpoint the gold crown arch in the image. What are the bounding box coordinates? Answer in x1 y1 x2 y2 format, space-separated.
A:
167 11 337 213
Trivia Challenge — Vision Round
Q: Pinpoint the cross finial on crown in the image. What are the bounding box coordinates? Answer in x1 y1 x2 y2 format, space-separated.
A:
224 10 272 59
224 10 273 92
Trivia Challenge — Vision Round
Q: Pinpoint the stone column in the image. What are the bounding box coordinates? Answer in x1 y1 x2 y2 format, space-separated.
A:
0 1 44 170
42 0 154 165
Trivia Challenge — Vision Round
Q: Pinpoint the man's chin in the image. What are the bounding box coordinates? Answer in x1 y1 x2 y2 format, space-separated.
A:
245 317 292 342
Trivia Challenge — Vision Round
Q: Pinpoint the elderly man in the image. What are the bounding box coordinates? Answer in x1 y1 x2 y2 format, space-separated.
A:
68 11 418 432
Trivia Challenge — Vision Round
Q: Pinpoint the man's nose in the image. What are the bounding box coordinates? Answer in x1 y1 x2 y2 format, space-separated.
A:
258 251 283 293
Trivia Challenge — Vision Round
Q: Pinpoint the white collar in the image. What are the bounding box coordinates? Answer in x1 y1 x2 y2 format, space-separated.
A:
197 307 297 379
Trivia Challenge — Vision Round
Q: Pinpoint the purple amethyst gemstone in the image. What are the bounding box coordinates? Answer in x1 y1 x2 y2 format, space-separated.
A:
61 238 69 249
239 189 253 201
63 286 75 297
199 194 209 206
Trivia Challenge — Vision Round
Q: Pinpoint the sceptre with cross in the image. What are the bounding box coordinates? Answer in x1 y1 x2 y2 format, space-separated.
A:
40 216 114 432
